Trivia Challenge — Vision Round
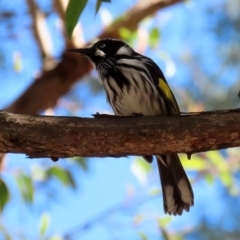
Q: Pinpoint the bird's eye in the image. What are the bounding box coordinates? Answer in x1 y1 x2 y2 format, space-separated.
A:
99 43 105 49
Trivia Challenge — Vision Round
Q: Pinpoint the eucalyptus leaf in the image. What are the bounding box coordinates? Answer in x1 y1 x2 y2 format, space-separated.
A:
74 157 88 171
157 216 172 227
180 154 208 171
95 0 111 15
204 174 214 185
0 179 10 211
138 232 149 240
149 27 160 48
65 0 88 38
39 213 50 236
47 167 76 188
16 173 34 203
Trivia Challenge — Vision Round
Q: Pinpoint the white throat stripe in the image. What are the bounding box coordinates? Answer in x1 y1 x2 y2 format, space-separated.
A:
95 49 106 57
116 46 131 55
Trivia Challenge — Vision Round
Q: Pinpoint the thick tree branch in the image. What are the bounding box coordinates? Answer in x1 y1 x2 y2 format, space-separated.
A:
6 0 183 114
0 109 239 158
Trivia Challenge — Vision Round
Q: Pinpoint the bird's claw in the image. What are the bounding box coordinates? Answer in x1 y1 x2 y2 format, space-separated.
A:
131 112 144 117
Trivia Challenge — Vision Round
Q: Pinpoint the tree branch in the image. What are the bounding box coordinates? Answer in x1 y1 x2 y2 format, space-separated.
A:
26 0 53 59
1 109 239 158
6 0 183 114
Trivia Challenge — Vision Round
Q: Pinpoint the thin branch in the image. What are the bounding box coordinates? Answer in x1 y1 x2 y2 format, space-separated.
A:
0 109 240 158
98 0 183 39
26 0 53 59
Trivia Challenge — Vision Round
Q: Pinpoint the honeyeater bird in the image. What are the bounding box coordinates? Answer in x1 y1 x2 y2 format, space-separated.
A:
68 38 194 215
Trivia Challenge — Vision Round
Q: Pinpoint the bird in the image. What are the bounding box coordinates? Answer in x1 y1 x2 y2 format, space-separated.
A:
68 38 194 215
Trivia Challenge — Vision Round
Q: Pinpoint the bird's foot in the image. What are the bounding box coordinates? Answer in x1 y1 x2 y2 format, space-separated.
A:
131 112 144 117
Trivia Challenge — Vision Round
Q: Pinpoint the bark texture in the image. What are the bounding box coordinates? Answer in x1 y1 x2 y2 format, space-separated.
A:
0 109 239 158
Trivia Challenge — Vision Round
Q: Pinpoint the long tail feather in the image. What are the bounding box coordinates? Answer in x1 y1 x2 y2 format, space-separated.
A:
156 154 194 215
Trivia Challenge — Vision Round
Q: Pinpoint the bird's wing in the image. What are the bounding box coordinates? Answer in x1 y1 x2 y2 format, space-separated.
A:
144 57 180 114
157 77 180 114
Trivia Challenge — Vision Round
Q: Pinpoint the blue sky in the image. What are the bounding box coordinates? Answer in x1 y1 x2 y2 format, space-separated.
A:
0 0 239 239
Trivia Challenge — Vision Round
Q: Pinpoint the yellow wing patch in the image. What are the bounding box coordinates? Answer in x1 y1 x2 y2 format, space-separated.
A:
158 78 174 102
158 78 179 112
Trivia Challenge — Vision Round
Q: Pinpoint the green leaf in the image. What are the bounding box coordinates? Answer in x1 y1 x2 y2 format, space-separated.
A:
157 216 172 227
95 0 111 15
119 28 132 40
204 173 214 185
160 227 171 240
119 27 137 45
149 27 160 48
206 151 234 188
148 187 160 196
180 154 208 171
13 52 22 72
65 0 88 38
219 171 233 188
47 167 76 188
74 157 88 171
206 151 225 168
138 232 149 240
39 213 50 236
0 179 10 211
133 158 152 174
16 173 34 203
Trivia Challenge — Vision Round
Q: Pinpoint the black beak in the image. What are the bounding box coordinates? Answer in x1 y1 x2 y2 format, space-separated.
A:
67 48 92 57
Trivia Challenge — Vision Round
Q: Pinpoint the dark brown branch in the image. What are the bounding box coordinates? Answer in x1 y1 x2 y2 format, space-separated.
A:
0 109 240 158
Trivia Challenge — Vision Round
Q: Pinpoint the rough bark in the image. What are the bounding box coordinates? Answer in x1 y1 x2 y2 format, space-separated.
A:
6 0 183 114
0 109 239 159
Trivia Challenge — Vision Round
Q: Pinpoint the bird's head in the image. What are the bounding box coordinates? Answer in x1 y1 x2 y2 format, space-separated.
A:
68 38 134 69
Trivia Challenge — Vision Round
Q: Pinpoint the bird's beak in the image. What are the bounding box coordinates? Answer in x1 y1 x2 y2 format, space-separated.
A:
67 48 92 57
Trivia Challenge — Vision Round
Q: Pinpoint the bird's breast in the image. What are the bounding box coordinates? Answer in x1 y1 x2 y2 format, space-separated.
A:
103 76 164 116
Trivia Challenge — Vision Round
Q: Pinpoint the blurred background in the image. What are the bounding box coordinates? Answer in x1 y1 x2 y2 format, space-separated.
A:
0 0 240 239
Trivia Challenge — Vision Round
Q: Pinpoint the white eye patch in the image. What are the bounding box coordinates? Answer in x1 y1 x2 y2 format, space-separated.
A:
116 46 131 55
95 49 106 57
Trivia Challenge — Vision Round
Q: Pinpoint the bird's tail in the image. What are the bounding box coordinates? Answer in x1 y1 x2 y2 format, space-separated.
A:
156 154 194 215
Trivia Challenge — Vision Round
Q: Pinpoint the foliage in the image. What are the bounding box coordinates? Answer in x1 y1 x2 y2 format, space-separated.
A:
65 0 111 38
65 0 88 38
0 179 10 211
